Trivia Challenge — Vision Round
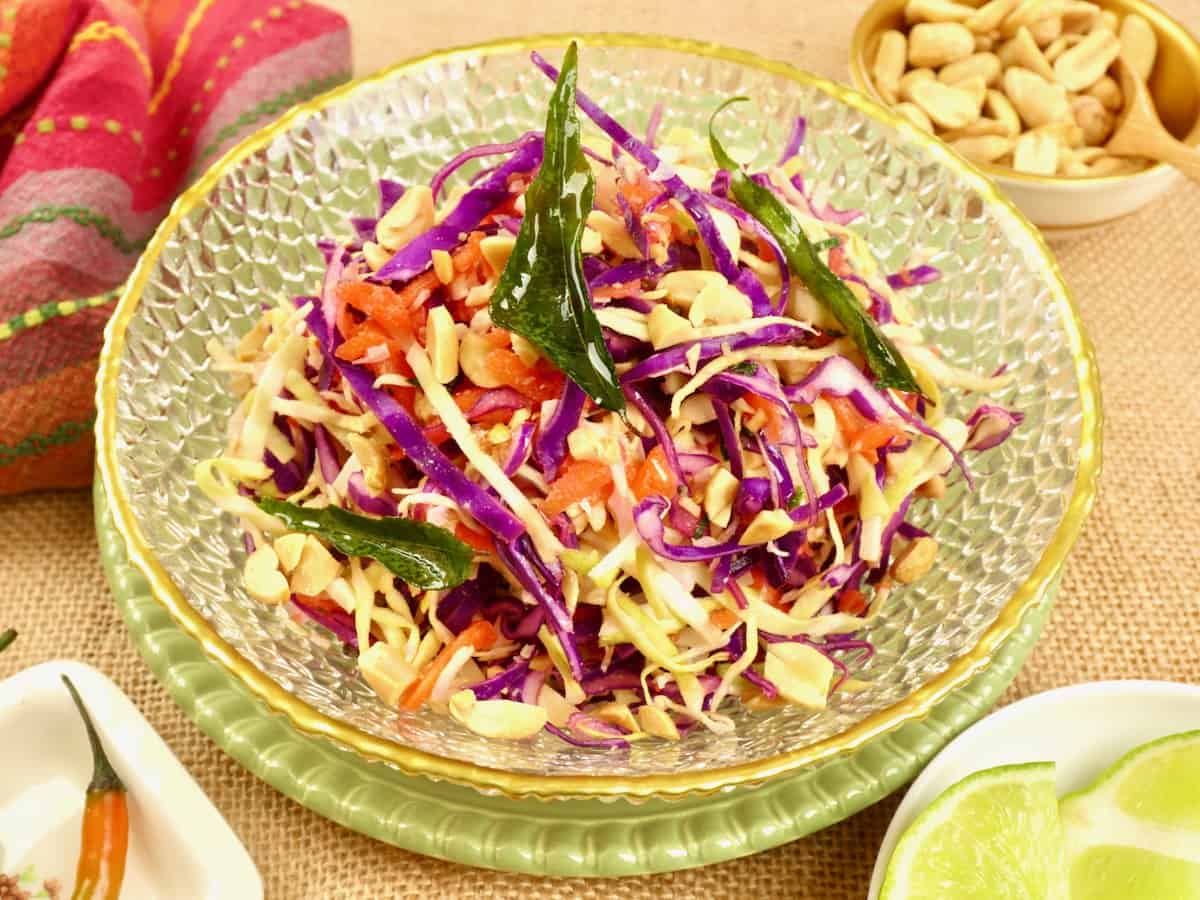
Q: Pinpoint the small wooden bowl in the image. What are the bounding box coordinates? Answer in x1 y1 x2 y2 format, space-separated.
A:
850 0 1200 228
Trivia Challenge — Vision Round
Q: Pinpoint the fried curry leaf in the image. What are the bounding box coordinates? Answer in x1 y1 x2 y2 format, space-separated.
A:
259 498 472 590
489 42 624 412
708 98 921 395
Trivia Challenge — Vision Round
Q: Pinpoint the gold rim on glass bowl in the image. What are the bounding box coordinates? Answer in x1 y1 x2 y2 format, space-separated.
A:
849 0 1200 186
95 32 1102 800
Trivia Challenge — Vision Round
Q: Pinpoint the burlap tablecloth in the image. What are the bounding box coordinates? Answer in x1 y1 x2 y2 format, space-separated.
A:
2 2 1198 896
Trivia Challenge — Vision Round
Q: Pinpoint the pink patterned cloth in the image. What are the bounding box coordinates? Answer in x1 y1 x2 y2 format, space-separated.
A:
0 0 349 493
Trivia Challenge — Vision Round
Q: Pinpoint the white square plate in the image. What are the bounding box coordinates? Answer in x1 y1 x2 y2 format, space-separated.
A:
0 661 262 899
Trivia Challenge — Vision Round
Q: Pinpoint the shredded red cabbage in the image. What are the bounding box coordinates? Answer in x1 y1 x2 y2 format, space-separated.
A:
965 404 1024 451
503 421 536 477
785 355 971 484
430 131 539 202
372 135 544 283
533 380 587 481
886 265 941 290
778 116 807 164
635 496 747 561
347 471 398 516
303 303 528 542
620 321 813 383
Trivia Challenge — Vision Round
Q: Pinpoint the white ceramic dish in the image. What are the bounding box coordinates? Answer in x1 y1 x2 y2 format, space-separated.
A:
868 679 1200 899
0 661 262 900
994 165 1184 230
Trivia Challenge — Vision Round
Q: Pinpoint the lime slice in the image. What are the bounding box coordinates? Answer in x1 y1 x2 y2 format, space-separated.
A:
881 761 1067 900
1060 730 1200 900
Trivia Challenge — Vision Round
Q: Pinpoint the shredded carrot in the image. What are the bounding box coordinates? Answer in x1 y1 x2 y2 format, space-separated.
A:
827 395 902 461
754 234 775 262
747 569 786 609
630 446 678 501
294 593 341 613
334 323 390 363
452 231 486 273
401 620 498 711
618 174 660 214
837 588 868 616
455 522 495 555
541 458 614 517
743 393 786 443
709 607 739 629
827 245 850 276
484 348 566 402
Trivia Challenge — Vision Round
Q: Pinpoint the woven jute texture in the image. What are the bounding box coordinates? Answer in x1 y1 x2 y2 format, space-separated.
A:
2 1 1198 896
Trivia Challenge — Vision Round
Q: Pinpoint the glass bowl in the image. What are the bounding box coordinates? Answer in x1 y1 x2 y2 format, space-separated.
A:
96 34 1101 800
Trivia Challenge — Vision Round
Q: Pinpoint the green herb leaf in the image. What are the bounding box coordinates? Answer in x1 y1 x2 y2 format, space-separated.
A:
489 42 624 412
728 361 759 376
812 237 840 253
693 512 710 540
258 498 472 590
0 628 15 654
708 99 921 395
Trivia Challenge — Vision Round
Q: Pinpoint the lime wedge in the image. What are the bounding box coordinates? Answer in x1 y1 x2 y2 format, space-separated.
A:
880 761 1067 900
1060 730 1200 900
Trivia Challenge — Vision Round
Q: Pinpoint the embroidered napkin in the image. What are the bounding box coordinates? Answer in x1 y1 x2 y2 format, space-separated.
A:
0 0 350 493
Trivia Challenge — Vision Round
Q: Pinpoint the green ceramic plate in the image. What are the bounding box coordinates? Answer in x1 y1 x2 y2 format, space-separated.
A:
96 480 1056 877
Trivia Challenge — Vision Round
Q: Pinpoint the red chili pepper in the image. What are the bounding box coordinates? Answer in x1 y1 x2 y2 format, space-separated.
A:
62 675 128 900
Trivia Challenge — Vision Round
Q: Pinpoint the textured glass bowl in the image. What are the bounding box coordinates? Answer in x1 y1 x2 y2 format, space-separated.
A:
96 35 1101 800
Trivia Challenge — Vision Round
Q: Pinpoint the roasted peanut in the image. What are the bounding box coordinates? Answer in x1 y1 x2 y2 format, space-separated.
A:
899 67 937 101
1071 145 1106 164
1088 154 1147 175
892 537 938 583
1032 119 1084 147
874 30 909 103
905 0 977 23
1003 66 1071 127
938 51 1002 85
966 0 1019 34
985 88 1023 136
1061 0 1100 34
1070 94 1113 145
1119 13 1157 82
999 0 1067 38
956 73 988 109
910 77 984 128
894 101 936 131
1043 33 1084 62
999 26 1056 79
375 185 434 252
1028 13 1063 47
908 22 976 67
950 134 1015 162
425 305 459 384
1087 74 1123 111
1054 27 1120 91
1012 130 1060 173
940 116 1011 139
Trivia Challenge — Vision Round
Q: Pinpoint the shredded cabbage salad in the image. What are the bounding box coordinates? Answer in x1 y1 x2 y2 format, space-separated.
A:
198 46 1022 746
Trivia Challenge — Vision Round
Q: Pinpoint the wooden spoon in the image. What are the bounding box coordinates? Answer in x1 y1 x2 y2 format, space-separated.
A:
1105 57 1200 183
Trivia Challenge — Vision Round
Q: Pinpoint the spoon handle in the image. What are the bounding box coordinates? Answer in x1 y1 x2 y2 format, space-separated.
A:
1153 139 1200 184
